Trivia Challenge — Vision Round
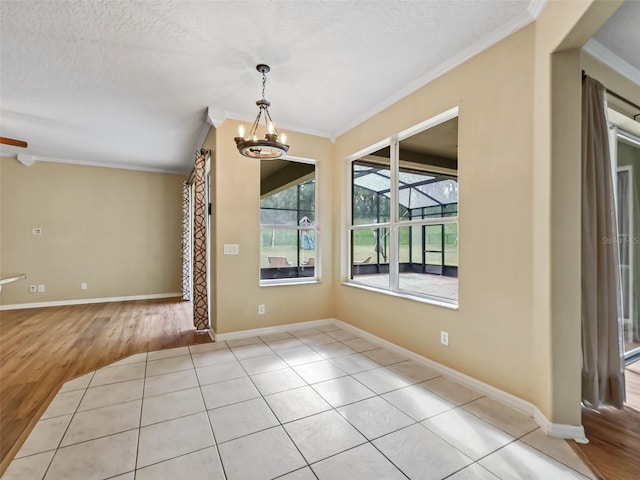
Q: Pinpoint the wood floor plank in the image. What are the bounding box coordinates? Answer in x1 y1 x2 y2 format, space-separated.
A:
570 365 640 480
627 361 640 375
0 298 211 476
626 370 640 413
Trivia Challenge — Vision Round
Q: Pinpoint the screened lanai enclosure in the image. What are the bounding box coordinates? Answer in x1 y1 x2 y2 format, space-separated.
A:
352 163 458 273
260 158 317 281
349 114 459 302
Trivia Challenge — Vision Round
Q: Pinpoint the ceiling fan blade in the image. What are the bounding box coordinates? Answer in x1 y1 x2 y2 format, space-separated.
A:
0 137 28 148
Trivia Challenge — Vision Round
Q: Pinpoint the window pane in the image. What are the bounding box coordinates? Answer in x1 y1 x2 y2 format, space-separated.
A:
260 180 315 227
352 148 391 225
444 223 458 267
260 159 316 281
260 228 316 280
398 117 458 218
397 223 458 301
396 170 458 217
351 227 390 289
348 113 459 304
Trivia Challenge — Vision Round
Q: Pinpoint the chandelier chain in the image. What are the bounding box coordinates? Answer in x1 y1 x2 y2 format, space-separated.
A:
261 72 267 100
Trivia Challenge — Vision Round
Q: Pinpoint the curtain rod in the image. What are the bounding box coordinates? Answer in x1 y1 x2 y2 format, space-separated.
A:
582 70 640 120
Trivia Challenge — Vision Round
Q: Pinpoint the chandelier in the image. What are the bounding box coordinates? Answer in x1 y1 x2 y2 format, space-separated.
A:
234 64 289 159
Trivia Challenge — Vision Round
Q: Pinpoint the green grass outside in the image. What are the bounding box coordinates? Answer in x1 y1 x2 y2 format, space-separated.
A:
260 224 458 268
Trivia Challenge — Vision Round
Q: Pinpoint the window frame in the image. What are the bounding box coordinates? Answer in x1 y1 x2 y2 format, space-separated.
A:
346 107 459 306
260 155 320 287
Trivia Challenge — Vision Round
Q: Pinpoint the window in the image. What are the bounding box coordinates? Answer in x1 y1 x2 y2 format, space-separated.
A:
260 158 317 283
348 110 459 304
610 126 640 360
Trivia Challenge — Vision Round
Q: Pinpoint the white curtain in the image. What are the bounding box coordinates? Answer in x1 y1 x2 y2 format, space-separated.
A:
581 75 625 409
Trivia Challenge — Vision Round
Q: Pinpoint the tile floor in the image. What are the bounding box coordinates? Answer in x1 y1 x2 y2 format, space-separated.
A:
3 324 595 480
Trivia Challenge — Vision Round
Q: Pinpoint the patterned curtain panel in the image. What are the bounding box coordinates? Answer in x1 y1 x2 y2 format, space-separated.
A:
192 150 209 330
181 181 191 301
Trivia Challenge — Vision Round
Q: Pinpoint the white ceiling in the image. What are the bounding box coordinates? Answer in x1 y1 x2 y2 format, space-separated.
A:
0 0 636 174
588 0 640 85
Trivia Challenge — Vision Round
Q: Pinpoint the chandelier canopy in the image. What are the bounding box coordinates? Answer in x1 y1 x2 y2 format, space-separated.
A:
234 64 289 160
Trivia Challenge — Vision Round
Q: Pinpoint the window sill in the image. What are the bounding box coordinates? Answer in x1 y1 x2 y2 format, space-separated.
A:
260 278 321 287
342 281 459 310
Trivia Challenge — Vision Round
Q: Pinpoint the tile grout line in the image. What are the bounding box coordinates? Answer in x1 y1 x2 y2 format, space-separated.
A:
280 330 415 479
257 330 416 478
9 328 593 480
15 337 462 470
228 335 316 479
275 331 505 479
37 369 96 480
133 352 149 477
191 342 230 480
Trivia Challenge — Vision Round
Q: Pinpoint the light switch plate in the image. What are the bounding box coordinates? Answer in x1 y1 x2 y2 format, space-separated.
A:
223 244 239 255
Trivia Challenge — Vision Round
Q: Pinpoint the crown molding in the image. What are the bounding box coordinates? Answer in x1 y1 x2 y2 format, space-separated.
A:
583 39 640 86
331 4 544 139
16 153 36 167
5 153 188 175
527 0 547 19
206 106 225 128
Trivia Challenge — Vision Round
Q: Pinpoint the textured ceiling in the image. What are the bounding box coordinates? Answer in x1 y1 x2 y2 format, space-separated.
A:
0 0 541 172
7 0 630 174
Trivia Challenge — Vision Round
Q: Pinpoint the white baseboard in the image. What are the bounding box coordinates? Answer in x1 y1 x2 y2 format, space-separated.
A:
332 320 532 414
213 316 586 442
332 319 587 442
533 408 588 443
213 318 335 342
0 292 182 311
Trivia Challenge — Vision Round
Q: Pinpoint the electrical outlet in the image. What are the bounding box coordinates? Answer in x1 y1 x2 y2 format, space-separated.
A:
29 285 37 293
258 304 265 315
37 284 45 293
32 227 42 236
81 283 87 290
440 331 449 346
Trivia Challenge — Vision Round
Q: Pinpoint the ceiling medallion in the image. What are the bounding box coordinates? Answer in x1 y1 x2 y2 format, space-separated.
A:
234 64 289 159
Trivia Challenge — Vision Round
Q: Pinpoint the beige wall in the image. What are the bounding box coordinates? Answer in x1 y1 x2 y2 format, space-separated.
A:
334 23 537 405
329 0 621 427
0 158 185 305
530 0 622 424
211 121 335 334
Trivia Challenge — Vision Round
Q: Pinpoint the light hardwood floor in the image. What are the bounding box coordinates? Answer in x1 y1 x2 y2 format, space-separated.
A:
570 364 640 480
0 298 212 476
1 299 639 479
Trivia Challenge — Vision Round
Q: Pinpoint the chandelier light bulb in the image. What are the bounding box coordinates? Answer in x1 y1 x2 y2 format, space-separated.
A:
237 124 246 138
280 133 287 144
267 122 274 135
